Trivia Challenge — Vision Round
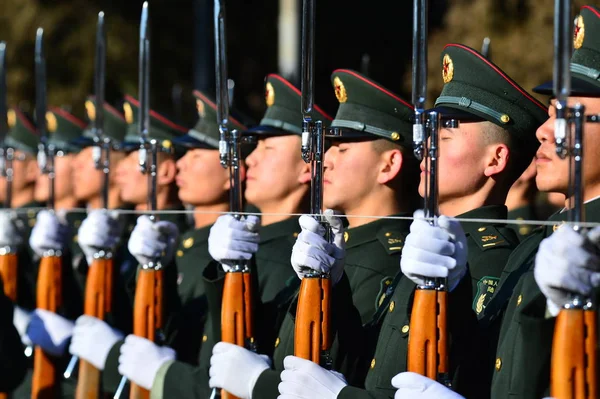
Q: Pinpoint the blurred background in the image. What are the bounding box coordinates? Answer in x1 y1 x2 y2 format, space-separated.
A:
0 0 589 127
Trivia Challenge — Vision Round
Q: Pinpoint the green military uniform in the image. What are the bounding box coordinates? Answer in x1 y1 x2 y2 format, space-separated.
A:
0 280 28 392
152 74 326 399
99 96 193 395
507 205 540 240
486 6 600 397
252 70 421 398
334 44 546 398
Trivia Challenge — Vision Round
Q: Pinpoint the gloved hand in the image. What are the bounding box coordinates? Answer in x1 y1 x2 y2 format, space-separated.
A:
278 356 347 399
78 210 121 265
118 335 176 390
0 211 24 248
69 315 124 370
391 372 464 398
290 209 345 285
127 215 179 266
208 342 271 399
26 309 74 357
208 214 260 271
400 210 468 292
29 210 70 257
534 225 600 316
13 306 33 346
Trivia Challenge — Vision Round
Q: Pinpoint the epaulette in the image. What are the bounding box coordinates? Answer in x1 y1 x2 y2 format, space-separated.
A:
470 225 512 251
376 228 407 255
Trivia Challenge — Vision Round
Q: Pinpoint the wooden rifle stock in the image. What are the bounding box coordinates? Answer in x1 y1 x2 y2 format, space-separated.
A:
32 255 62 399
551 308 597 399
220 271 253 399
294 276 331 363
407 289 449 381
0 253 17 301
129 268 163 399
75 257 114 399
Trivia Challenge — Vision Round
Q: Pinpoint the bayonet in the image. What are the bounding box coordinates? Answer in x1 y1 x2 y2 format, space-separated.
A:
0 41 12 209
554 0 571 158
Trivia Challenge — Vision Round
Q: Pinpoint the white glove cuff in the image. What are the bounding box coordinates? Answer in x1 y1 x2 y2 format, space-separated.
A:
546 298 561 318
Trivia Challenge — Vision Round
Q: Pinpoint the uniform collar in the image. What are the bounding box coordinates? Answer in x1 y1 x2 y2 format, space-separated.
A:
457 205 508 237
259 216 301 243
545 197 600 236
345 213 412 249
182 224 212 243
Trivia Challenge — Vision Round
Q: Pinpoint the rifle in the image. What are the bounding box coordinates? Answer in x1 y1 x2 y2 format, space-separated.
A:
407 0 450 385
32 27 64 399
550 1 597 397
0 42 18 304
63 12 115 399
213 1 254 398
293 0 332 367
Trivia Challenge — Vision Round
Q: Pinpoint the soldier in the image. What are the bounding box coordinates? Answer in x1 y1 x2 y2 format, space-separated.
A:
12 107 87 398
207 69 421 399
388 7 600 398
66 95 191 396
277 44 547 399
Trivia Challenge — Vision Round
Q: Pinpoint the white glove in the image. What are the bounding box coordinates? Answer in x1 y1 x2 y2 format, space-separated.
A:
127 215 179 266
391 372 464 398
26 309 74 357
291 209 345 285
0 211 24 248
13 306 33 346
29 210 70 257
534 225 600 317
78 210 121 265
209 342 271 399
118 335 176 390
208 214 260 271
69 315 124 370
400 210 467 292
278 355 347 399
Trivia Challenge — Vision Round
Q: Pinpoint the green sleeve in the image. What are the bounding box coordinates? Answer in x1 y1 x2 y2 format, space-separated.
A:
151 360 211 399
102 339 125 394
252 369 282 399
338 385 393 399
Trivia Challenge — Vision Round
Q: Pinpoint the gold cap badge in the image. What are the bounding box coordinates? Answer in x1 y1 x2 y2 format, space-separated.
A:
574 14 585 50
196 99 206 118
265 82 275 107
442 54 454 84
7 109 16 128
85 100 96 121
46 112 57 132
123 102 134 124
334 76 347 103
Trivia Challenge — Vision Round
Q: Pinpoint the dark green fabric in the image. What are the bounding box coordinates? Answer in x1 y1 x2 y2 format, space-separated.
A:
46 108 86 153
80 98 128 145
434 44 547 155
507 205 541 240
489 198 600 398
14 201 44 310
330 69 414 143
0 276 28 392
6 109 39 154
252 215 412 399
254 74 332 135
157 217 300 399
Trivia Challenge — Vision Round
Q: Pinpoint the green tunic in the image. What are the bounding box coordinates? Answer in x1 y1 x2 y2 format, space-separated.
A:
336 205 519 399
252 215 412 399
14 201 44 311
488 198 600 399
151 217 301 399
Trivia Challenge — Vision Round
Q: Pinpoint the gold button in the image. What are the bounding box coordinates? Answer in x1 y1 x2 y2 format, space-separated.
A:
29 219 36 227
344 231 349 242
183 237 194 248
73 235 78 243
293 232 299 238
202 335 208 342
390 132 400 141
370 358 376 369
389 301 395 312
176 250 184 257
478 227 486 232
517 295 522 306
274 337 280 348
401 325 409 333
385 232 391 237
500 114 510 124
495 357 502 371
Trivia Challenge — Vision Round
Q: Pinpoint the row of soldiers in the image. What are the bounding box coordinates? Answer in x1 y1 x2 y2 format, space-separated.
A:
0 4 599 399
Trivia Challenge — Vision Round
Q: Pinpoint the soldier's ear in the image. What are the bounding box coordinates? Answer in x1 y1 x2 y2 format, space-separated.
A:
377 148 403 184
483 143 509 178
157 157 177 186
297 162 311 184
